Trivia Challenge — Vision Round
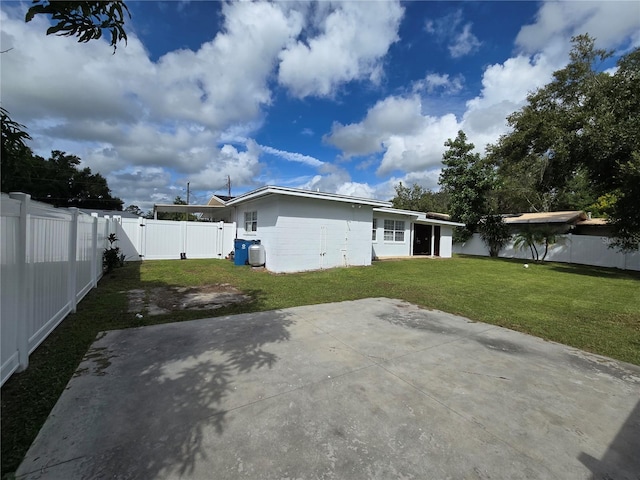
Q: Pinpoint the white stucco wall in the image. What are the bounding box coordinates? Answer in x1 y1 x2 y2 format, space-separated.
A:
372 213 412 258
439 226 454 258
234 195 374 273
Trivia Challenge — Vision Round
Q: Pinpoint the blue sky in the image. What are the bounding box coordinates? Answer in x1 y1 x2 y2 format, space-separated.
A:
2 1 639 211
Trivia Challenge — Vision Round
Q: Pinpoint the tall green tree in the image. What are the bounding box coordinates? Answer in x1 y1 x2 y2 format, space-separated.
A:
391 182 449 213
1 150 123 210
478 215 511 257
489 34 640 250
439 130 495 240
124 205 144 216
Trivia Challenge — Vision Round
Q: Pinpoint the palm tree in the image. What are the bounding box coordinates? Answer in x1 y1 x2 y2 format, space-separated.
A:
513 230 541 262
514 227 557 262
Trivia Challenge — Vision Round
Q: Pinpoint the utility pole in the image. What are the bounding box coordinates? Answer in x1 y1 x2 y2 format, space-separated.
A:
185 182 190 222
227 175 231 197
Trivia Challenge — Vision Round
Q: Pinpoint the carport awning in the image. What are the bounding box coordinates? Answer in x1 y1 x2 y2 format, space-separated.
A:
153 204 231 217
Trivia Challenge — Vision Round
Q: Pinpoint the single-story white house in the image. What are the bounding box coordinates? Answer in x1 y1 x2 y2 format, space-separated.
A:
224 186 463 273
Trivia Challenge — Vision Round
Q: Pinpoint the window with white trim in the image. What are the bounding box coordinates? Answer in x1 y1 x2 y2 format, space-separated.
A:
372 218 377 241
244 211 257 232
384 219 405 242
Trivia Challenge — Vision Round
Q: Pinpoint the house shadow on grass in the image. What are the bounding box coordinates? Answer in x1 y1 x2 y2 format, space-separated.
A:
23 305 296 479
578 399 640 479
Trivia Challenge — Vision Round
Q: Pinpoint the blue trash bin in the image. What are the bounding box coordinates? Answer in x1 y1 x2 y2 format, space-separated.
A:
234 239 252 266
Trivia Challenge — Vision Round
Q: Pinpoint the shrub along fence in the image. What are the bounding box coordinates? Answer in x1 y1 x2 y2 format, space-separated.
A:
1 194 238 386
454 233 640 271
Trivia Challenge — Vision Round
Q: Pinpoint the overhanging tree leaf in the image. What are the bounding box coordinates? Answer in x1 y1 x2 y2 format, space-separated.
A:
25 1 130 52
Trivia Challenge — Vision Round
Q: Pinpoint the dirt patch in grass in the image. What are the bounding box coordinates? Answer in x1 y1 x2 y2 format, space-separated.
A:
127 284 251 316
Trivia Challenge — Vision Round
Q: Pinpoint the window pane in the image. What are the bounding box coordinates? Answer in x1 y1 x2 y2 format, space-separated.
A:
244 211 257 231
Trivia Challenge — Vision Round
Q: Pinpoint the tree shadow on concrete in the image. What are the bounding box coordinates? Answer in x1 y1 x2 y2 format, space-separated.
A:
21 308 296 479
578 399 640 479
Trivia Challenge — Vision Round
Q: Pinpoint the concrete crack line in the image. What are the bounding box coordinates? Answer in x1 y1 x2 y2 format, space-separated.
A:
19 455 87 477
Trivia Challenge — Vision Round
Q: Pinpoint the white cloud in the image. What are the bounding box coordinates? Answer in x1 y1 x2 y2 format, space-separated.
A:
296 163 355 194
413 73 464 95
278 1 404 98
187 140 263 192
325 95 425 157
336 182 376 199
424 9 481 59
260 145 324 167
107 167 174 211
0 3 303 208
326 51 557 178
325 95 460 175
449 23 481 58
376 113 460 175
141 1 304 129
516 1 640 55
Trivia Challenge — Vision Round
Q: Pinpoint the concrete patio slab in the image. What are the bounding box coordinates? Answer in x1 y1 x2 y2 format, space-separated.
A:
16 298 640 479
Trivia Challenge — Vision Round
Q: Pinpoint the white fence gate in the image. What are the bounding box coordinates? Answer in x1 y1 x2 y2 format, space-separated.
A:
454 233 640 271
1 193 113 386
116 217 235 261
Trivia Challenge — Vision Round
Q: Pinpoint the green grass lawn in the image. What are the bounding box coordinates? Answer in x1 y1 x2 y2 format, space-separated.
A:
2 255 639 477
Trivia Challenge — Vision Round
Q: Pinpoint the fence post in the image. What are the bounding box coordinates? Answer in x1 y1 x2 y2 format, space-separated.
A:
181 221 187 258
218 221 224 257
10 192 31 372
91 213 99 287
68 207 79 313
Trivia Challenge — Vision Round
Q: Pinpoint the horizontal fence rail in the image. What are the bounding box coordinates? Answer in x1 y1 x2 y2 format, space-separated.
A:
1 193 237 386
453 233 640 271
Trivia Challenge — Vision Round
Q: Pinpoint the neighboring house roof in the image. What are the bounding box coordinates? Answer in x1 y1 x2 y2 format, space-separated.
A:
503 211 588 225
576 218 608 226
153 204 229 215
374 207 465 227
207 195 234 206
225 185 392 208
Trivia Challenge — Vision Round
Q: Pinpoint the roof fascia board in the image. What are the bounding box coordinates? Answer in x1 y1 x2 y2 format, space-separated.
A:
226 186 391 207
374 207 464 227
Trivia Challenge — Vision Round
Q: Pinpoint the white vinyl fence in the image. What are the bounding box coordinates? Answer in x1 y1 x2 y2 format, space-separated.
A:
454 233 640 271
116 217 236 261
1 195 237 386
1 193 114 386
